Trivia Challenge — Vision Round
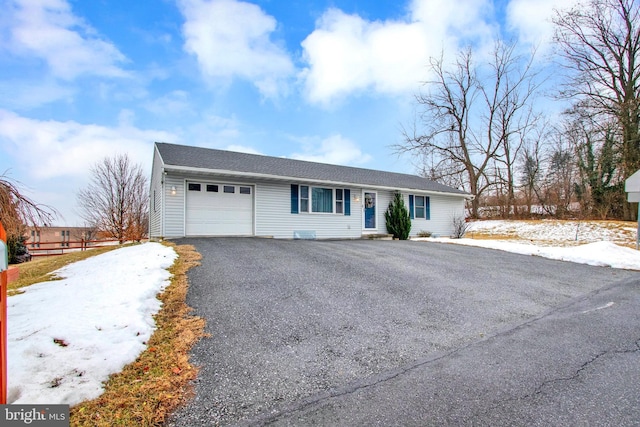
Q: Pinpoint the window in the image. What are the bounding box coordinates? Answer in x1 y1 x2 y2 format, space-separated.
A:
206 184 218 192
300 185 309 212
412 195 431 220
188 183 201 191
312 187 333 213
292 185 350 215
223 185 235 193
415 196 425 218
239 186 251 194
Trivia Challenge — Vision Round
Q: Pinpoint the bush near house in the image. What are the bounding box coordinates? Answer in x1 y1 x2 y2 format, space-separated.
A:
385 192 411 240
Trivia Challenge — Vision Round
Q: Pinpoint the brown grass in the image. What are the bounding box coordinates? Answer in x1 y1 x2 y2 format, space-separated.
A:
9 247 120 295
70 242 206 427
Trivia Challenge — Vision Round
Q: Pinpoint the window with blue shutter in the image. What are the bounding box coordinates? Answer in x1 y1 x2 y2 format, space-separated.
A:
291 184 299 214
409 195 414 219
344 189 351 216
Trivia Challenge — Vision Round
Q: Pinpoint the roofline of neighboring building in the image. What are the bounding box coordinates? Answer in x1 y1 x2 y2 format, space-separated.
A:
161 164 474 199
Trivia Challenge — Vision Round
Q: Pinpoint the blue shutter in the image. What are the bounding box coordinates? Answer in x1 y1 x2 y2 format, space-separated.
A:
344 189 351 215
425 196 430 220
409 195 414 219
291 184 299 214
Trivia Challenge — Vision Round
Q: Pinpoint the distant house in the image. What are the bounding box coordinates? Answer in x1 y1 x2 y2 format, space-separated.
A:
149 142 471 239
24 226 97 251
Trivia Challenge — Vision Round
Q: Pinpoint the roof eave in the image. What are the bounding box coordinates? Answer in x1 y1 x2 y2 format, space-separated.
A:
163 164 470 198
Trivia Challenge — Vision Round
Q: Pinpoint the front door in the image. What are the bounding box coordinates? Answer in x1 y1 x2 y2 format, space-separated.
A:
363 191 377 230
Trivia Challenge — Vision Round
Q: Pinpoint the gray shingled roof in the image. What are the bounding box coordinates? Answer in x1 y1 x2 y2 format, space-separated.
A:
156 142 468 196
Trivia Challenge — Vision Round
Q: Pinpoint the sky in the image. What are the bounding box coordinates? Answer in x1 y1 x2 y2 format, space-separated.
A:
0 0 577 226
8 222 640 405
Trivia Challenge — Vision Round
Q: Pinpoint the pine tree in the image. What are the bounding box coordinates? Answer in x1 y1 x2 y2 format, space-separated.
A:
384 192 411 240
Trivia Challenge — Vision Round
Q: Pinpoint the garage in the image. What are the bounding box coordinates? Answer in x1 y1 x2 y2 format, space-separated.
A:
185 181 254 236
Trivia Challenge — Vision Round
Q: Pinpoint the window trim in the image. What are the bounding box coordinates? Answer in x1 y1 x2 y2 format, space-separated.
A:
300 185 309 213
335 188 343 214
411 194 431 220
415 195 425 219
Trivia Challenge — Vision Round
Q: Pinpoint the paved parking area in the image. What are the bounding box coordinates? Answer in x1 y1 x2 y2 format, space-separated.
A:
167 238 640 426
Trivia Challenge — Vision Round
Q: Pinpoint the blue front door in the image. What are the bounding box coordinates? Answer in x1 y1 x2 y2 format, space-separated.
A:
364 191 376 229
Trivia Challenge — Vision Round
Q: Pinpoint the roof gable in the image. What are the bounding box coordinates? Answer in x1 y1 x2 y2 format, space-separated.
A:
155 142 468 196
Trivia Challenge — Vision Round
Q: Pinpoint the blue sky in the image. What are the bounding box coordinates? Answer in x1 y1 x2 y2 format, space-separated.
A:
0 0 572 225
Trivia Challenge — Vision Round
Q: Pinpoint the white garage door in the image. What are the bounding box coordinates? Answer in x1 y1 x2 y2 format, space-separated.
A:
185 182 254 236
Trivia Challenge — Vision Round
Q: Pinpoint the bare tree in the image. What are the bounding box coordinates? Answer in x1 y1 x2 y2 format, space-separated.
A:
399 48 489 218
553 0 640 219
0 172 57 261
519 125 548 216
485 42 542 217
77 154 149 244
397 41 541 218
72 225 99 249
535 137 578 218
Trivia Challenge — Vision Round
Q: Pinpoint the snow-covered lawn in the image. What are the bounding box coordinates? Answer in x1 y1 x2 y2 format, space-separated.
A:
414 220 640 270
7 242 177 406
467 219 635 247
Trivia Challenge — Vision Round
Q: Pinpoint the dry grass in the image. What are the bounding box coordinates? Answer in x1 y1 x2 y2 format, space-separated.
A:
9 247 120 295
69 242 206 427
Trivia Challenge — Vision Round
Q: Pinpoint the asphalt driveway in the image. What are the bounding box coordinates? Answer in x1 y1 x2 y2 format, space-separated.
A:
167 238 640 426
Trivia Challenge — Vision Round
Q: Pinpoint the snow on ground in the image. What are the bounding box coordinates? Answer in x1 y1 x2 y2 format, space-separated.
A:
414 220 640 271
425 238 640 270
467 220 635 246
7 243 177 406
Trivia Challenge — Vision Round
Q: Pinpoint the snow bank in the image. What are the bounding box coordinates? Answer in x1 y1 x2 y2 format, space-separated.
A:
422 238 640 270
8 242 177 406
467 220 635 245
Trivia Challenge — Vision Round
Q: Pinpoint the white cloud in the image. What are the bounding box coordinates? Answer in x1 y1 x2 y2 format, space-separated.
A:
0 79 75 110
290 134 372 166
144 91 193 117
2 0 128 80
300 0 496 105
225 144 262 155
178 0 294 98
0 109 175 180
506 0 580 49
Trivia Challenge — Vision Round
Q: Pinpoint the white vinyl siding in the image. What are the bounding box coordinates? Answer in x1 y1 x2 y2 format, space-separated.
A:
407 193 465 237
163 175 186 237
148 148 164 238
155 171 466 238
257 182 362 238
